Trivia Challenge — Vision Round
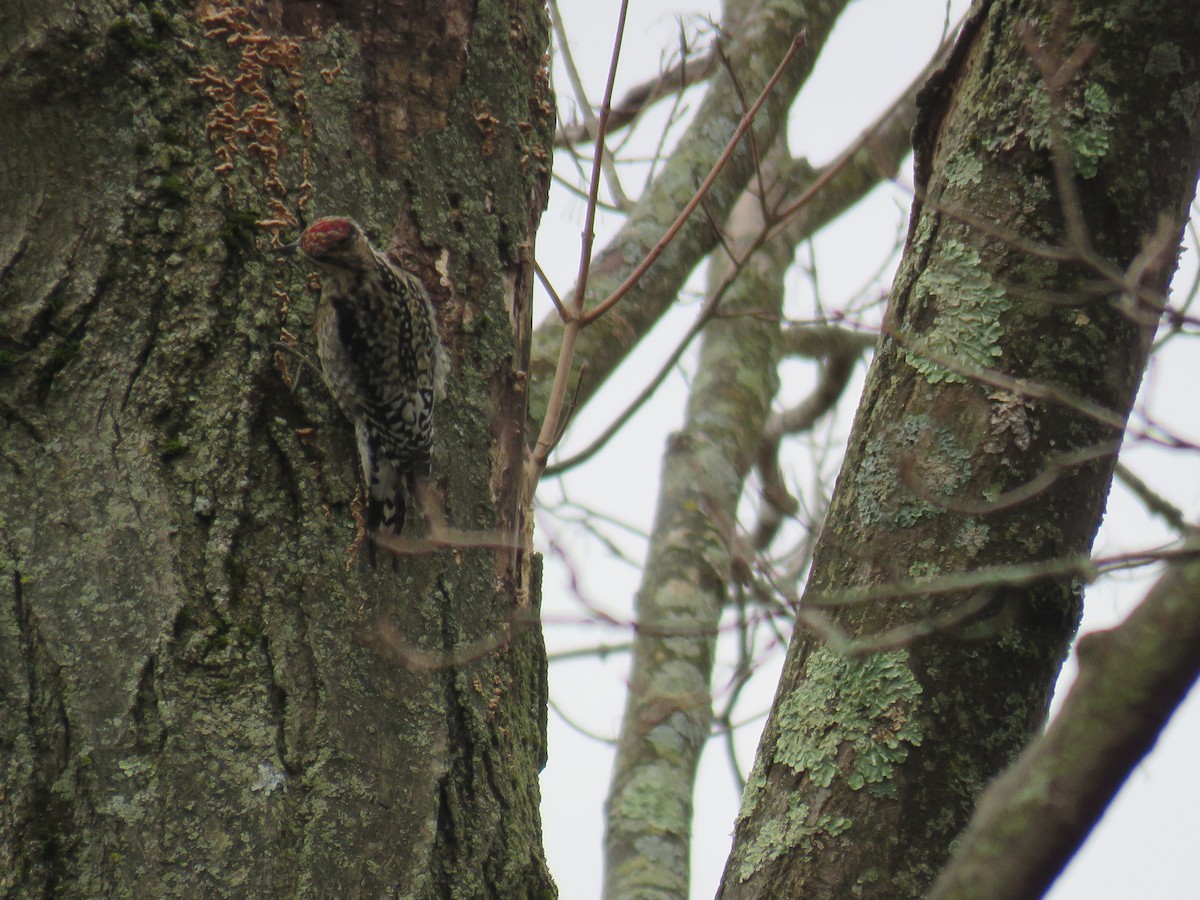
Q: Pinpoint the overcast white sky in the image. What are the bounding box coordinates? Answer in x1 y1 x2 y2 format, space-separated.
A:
534 2 1200 897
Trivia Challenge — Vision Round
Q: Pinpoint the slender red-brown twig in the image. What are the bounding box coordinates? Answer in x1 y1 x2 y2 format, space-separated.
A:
580 32 806 327
528 30 807 490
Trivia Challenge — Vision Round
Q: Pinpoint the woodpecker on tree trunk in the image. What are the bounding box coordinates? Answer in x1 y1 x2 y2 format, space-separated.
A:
288 216 447 565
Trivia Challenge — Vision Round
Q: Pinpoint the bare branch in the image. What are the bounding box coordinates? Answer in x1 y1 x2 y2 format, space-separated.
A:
529 33 806 489
753 339 867 550
1116 463 1198 535
528 2 843 434
580 33 806 327
548 0 630 207
927 536 1200 899
900 441 1121 516
555 50 717 147
527 0 632 484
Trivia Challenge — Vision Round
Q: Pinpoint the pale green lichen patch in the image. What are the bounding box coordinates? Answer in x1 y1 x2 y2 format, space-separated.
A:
643 705 703 765
856 436 900 529
942 151 983 189
957 518 990 557
609 763 692 834
774 646 922 788
857 867 882 886
912 427 973 497
734 647 921 881
608 835 687 894
908 561 941 581
903 240 1011 384
736 759 768 822
986 80 1113 179
734 802 852 883
856 417 972 529
1064 83 1113 178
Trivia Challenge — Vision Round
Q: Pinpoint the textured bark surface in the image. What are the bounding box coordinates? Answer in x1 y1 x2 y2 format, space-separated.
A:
0 1 554 897
720 1 1200 896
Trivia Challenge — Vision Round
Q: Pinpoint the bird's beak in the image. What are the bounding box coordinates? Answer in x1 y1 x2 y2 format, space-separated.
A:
278 241 300 258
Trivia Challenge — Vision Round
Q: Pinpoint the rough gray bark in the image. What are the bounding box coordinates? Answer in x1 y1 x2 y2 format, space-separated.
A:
720 0 1200 895
0 1 554 897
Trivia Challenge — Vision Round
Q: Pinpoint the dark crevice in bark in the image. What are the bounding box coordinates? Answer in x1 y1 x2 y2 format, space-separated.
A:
260 635 298 777
130 656 166 756
9 559 75 892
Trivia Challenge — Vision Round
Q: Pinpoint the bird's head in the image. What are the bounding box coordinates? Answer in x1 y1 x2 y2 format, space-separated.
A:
288 217 374 271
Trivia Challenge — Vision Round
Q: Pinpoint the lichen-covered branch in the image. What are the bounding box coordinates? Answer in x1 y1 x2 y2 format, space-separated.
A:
602 145 796 900
720 1 1200 894
926 536 1200 899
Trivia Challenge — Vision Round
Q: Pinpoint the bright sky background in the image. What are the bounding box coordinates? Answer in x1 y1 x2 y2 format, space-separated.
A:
533 2 1200 897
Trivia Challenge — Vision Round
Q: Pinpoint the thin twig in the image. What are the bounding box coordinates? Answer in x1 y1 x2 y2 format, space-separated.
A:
546 642 632 663
528 0 632 482
1116 463 1198 535
549 169 626 213
543 274 735 476
531 31 806 487
580 32 807 327
798 591 997 657
753 344 865 549
900 441 1121 516
534 259 569 322
556 50 716 146
888 327 1200 453
548 0 629 207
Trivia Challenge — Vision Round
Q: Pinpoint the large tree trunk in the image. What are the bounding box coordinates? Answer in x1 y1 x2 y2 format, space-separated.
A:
721 1 1200 895
0 1 554 896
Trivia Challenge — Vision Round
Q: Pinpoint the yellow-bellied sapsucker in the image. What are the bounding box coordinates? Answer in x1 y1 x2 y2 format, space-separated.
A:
291 216 447 562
